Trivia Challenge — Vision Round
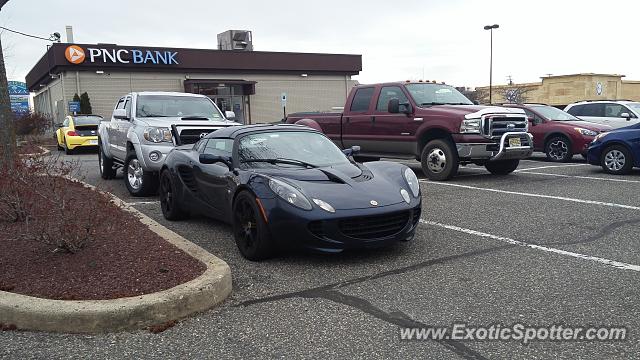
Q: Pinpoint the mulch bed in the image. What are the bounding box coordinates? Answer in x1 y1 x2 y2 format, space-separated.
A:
0 178 206 300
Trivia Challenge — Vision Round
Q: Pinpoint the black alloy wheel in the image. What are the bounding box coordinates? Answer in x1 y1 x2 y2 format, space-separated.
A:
232 191 274 261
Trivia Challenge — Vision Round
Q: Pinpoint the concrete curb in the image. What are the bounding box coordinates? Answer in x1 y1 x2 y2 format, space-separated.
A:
0 180 232 333
18 145 51 157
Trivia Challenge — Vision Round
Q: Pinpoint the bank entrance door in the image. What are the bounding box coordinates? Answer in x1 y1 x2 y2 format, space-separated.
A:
184 80 256 124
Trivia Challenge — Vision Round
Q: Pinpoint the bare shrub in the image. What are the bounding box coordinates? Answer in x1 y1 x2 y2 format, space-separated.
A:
14 112 52 137
0 155 116 253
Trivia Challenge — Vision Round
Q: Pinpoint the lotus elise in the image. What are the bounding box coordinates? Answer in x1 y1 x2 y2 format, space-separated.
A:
159 124 422 260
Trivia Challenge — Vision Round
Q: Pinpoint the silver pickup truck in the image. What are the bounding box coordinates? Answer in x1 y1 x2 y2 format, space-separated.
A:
98 91 239 196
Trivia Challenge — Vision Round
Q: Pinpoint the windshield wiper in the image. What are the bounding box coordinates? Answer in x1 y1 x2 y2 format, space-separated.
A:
241 158 318 168
140 114 170 117
181 116 210 120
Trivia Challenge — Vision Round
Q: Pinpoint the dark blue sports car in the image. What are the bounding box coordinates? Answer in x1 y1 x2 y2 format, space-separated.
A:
159 124 422 260
587 123 640 175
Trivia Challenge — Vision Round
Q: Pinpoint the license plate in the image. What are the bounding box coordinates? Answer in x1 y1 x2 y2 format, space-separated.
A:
89 140 98 145
508 137 521 147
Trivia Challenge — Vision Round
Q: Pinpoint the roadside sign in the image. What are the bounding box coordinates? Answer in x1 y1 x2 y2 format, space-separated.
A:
8 81 29 115
69 101 81 113
281 92 287 108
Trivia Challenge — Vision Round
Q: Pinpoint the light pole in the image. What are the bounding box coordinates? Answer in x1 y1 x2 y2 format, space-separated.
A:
484 24 499 104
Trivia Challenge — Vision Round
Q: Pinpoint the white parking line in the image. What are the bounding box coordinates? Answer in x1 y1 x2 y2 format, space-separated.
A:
520 172 640 184
421 181 640 211
514 164 588 172
420 219 640 272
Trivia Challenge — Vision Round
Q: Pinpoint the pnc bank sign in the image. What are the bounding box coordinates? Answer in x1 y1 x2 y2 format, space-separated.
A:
64 45 179 66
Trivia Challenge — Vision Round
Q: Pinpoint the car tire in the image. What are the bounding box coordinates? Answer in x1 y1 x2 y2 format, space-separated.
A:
56 133 64 151
64 137 74 155
600 145 633 175
159 169 189 220
98 142 116 180
420 139 459 181
124 150 158 197
485 159 520 175
545 136 573 162
232 190 274 261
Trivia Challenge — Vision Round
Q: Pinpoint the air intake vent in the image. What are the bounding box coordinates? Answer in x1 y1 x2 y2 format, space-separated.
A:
339 211 410 240
177 166 198 192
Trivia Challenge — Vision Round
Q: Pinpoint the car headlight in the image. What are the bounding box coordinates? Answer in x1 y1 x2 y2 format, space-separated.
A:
593 132 607 142
460 118 481 133
312 198 335 213
575 128 598 137
268 178 312 210
403 168 420 197
143 127 173 143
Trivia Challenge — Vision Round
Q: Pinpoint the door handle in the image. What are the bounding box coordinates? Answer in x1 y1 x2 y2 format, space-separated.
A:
371 116 376 123
344 117 350 123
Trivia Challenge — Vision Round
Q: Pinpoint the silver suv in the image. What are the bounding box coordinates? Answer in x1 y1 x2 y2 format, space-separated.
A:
98 91 239 196
564 100 640 129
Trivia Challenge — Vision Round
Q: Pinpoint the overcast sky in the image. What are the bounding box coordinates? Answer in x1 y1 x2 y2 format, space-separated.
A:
1 0 638 89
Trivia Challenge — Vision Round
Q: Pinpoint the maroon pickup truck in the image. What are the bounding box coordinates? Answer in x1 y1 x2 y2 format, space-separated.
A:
286 81 533 180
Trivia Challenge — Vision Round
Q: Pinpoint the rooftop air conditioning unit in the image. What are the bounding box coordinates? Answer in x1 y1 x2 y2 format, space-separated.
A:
217 30 253 51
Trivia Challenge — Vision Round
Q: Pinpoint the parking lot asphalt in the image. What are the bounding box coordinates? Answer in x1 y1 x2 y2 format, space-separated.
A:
2 150 639 359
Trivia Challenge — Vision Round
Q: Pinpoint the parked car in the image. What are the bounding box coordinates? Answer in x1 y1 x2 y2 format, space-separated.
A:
55 114 102 154
586 123 640 174
502 103 611 162
159 124 422 261
564 100 640 129
286 81 533 180
98 91 239 196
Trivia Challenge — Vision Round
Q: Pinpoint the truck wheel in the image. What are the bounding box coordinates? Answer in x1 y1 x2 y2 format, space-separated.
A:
545 136 573 162
98 142 116 180
485 159 520 175
420 139 459 181
124 151 158 197
601 145 633 175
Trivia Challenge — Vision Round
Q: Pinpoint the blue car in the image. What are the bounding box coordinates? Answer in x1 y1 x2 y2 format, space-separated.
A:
587 123 640 174
159 124 422 261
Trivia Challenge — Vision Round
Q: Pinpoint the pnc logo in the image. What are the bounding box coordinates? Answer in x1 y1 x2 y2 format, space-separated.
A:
65 45 86 64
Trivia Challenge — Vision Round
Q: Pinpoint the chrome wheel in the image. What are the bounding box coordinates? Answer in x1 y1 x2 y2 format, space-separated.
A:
604 150 626 171
548 139 569 161
427 148 447 173
127 158 144 190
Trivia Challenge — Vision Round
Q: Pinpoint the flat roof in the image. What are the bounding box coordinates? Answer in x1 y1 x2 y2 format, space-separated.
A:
26 43 362 91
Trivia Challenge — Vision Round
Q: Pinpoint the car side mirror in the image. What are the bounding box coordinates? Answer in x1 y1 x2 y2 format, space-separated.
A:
473 100 479 105
199 153 232 168
56 123 64 128
225 111 236 120
342 145 361 157
620 112 631 120
527 116 536 126
388 99 400 113
113 108 129 120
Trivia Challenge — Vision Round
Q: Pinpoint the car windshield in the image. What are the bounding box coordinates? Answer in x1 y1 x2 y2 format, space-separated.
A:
405 83 473 106
73 115 102 126
238 131 350 168
626 103 640 113
136 95 224 120
530 105 581 121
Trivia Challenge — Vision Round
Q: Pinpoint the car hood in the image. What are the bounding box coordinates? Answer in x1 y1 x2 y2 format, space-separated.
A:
416 105 525 119
140 117 239 128
551 120 612 131
254 162 407 210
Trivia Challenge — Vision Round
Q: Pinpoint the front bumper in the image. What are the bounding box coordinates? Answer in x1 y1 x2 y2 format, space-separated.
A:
66 136 98 149
136 143 174 172
586 142 604 165
456 132 533 161
263 197 422 253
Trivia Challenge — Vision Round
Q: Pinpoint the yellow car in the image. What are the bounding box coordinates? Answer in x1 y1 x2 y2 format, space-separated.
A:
56 115 102 154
